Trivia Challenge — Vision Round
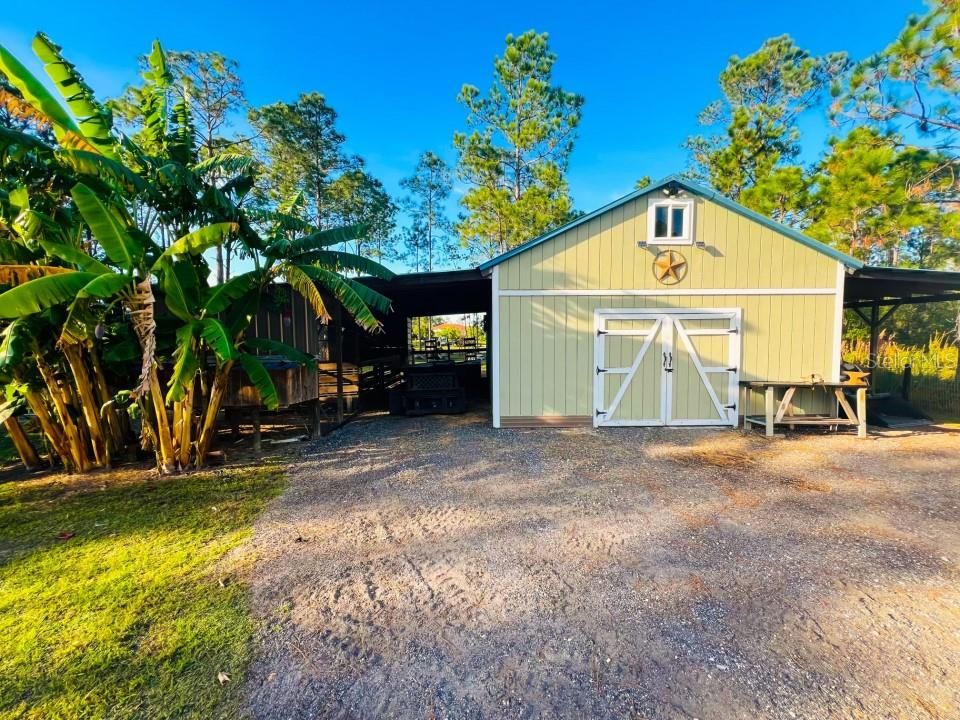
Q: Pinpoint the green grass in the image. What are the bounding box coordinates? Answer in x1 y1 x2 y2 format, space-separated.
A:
0 463 285 719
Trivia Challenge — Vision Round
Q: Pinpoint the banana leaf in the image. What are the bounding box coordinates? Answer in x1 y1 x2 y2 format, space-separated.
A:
237 353 279 410
157 222 237 264
56 149 144 193
202 271 259 316
199 318 238 362
0 42 80 140
70 183 141 268
166 323 199 404
0 271 101 318
76 272 131 298
244 338 314 365
32 33 117 158
38 239 110 274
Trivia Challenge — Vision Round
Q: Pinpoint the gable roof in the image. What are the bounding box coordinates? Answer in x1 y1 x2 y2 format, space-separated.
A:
477 175 864 272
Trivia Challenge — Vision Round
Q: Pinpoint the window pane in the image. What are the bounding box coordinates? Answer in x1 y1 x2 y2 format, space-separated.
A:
671 207 686 237
654 206 668 237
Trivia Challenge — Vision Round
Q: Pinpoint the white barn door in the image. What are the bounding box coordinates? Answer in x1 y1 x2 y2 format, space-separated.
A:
594 309 741 427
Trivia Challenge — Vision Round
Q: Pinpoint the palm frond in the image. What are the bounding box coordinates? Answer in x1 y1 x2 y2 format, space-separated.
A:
282 264 328 321
296 264 388 331
295 249 395 280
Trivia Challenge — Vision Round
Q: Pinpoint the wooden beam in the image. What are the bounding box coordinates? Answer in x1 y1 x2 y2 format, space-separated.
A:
845 292 960 309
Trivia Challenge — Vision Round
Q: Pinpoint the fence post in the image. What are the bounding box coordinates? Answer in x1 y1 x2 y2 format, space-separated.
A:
901 363 912 402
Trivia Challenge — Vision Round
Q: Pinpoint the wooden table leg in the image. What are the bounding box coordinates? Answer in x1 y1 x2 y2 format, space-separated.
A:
856 387 867 438
764 385 775 437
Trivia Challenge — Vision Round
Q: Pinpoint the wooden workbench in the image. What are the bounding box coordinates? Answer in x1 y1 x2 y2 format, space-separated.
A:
743 380 868 438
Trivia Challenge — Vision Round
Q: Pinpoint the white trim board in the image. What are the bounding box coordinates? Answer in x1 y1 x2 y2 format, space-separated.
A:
491 266 501 428
832 262 846 382
498 287 837 297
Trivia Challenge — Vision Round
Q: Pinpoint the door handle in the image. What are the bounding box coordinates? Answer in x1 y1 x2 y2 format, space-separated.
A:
663 351 673 373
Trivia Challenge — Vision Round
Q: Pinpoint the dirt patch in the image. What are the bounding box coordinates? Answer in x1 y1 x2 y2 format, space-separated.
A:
244 414 960 719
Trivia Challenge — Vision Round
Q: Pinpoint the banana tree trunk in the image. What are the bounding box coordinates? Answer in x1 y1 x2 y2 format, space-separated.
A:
88 342 127 456
62 343 108 467
36 356 93 473
173 375 195 470
3 416 41 470
128 279 177 474
20 383 71 469
196 360 233 466
148 365 177 474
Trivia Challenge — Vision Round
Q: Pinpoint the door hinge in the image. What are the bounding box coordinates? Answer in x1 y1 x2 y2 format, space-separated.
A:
724 403 737 410
595 408 607 416
728 328 739 334
597 329 608 336
596 366 607 375
726 367 738 372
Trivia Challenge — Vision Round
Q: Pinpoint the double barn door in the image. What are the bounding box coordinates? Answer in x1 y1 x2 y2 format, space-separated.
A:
594 309 741 427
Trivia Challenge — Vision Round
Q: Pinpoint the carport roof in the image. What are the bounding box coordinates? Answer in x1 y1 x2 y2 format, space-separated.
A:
844 265 960 308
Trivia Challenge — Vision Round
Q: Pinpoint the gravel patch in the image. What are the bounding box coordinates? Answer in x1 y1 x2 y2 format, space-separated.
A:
244 413 960 719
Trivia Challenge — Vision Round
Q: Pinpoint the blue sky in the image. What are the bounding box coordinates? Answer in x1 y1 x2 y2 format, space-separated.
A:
3 0 924 267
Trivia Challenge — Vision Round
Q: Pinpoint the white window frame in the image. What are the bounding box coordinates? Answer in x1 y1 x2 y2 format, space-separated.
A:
647 199 695 244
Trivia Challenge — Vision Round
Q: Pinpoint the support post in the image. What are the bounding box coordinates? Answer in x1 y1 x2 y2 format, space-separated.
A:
251 408 261 453
334 302 344 426
868 301 880 369
764 385 775 437
856 387 867 439
310 399 323 440
902 363 912 401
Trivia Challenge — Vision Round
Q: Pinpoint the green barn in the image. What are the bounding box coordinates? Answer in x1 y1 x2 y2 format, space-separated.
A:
481 176 860 428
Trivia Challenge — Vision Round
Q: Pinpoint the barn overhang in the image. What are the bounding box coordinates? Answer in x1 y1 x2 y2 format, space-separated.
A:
844 266 960 308
843 265 960 362
359 269 490 317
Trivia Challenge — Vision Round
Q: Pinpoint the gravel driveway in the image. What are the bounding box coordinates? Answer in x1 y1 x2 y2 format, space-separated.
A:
243 413 960 719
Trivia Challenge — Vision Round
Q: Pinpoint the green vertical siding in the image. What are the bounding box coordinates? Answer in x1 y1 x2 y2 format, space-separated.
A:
494 192 843 421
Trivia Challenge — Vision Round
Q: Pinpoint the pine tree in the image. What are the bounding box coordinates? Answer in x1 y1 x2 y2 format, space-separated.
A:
454 30 584 258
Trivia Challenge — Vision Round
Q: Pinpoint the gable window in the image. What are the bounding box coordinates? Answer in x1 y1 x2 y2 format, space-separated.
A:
648 199 694 244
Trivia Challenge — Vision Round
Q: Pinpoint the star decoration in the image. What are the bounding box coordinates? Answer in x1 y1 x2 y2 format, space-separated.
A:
653 250 687 285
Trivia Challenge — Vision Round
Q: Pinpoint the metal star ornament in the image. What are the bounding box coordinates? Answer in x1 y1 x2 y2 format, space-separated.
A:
652 250 688 285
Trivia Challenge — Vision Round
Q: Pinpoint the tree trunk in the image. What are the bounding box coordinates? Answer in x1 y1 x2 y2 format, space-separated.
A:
3 416 41 470
173 375 195 469
147 364 177 474
35 357 92 472
196 361 233 466
88 343 127 456
62 343 109 467
21 383 70 469
216 245 224 285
